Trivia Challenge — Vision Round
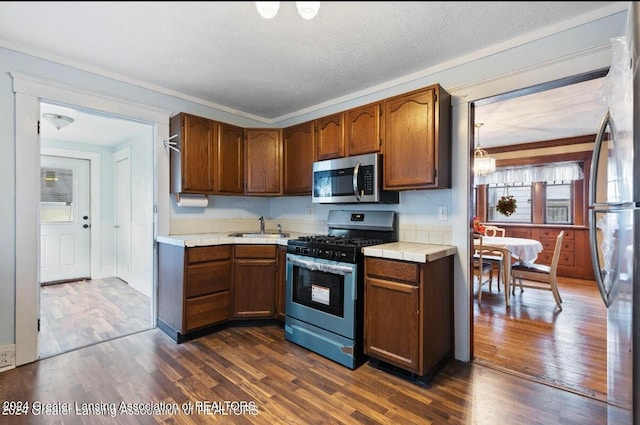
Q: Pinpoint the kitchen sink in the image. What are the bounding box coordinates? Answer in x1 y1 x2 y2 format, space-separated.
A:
228 232 290 238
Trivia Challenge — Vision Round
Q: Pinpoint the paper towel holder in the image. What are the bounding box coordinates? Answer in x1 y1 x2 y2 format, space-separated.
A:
175 193 209 207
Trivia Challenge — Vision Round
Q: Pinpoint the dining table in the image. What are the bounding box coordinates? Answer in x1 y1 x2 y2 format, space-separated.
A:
474 235 544 307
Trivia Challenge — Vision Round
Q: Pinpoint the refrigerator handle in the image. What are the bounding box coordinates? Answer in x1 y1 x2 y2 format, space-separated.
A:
588 109 614 207
588 209 614 307
588 109 615 308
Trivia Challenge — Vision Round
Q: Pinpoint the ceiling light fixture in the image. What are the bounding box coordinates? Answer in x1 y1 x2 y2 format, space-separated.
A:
473 123 496 177
295 2 320 19
255 2 280 19
255 2 320 20
42 113 74 130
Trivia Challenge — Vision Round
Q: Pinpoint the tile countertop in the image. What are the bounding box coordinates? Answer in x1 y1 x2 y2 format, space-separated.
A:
362 242 458 263
156 232 310 247
157 235 458 264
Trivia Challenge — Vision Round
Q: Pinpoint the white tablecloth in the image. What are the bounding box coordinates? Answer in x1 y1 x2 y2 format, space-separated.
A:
476 236 543 264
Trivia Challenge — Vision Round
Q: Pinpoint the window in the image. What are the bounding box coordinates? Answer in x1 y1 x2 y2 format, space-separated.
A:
488 185 532 222
486 181 575 225
40 167 74 223
474 149 590 227
545 183 572 224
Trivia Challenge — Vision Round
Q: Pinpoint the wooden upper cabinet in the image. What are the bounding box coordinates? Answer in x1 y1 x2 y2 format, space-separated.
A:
244 129 282 195
283 121 315 195
382 84 451 190
346 102 381 156
316 113 345 160
215 122 244 194
170 113 215 194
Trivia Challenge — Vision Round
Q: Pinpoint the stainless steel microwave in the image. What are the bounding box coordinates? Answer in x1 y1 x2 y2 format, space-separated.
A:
312 153 399 204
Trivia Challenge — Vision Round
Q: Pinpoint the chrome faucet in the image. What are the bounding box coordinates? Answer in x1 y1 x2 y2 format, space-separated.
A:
258 216 265 234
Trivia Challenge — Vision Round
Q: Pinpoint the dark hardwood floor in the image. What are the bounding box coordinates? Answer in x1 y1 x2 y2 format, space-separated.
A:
0 325 625 424
39 277 152 358
2 274 619 423
474 275 607 401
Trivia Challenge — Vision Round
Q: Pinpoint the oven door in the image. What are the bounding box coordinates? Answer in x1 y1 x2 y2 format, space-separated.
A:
285 253 357 339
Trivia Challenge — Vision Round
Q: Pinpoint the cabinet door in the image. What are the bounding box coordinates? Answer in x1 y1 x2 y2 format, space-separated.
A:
233 259 277 319
364 276 420 373
170 113 215 193
275 246 287 322
346 103 381 156
283 121 315 195
316 113 345 160
215 122 244 194
245 129 282 195
383 85 450 190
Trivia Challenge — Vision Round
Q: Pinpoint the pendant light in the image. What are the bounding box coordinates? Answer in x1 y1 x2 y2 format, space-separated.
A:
473 123 496 177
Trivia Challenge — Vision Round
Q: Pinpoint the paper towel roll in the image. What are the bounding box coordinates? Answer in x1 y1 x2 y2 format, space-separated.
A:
176 194 209 208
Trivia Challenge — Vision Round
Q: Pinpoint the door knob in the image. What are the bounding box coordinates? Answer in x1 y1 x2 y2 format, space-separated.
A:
83 224 89 229
83 215 89 220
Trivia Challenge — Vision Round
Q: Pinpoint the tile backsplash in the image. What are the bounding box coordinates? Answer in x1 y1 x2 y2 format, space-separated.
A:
170 217 452 245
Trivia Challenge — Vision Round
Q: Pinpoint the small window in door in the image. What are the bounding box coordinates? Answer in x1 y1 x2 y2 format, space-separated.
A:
40 167 74 223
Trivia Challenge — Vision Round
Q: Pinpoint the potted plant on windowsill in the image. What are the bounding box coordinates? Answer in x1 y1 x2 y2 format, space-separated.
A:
496 195 517 217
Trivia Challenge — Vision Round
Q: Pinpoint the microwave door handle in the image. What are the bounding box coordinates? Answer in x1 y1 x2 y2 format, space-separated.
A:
352 161 361 201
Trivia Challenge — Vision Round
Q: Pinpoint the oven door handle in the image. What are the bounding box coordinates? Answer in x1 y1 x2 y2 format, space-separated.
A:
288 256 354 275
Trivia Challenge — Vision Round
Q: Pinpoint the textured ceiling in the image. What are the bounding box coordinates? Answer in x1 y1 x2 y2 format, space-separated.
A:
0 2 626 146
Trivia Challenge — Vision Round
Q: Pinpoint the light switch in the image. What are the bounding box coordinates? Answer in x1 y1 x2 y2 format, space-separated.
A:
438 206 448 221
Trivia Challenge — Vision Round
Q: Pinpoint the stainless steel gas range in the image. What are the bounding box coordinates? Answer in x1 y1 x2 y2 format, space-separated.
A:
284 210 397 369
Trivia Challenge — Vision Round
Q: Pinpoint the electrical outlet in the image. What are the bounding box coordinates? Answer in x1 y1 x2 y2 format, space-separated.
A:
0 345 15 369
306 207 314 217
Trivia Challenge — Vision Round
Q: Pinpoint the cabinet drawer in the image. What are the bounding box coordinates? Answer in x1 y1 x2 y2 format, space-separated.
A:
540 238 575 252
538 251 574 266
234 245 277 259
365 258 419 284
539 229 574 240
187 245 232 264
186 260 231 297
185 291 230 332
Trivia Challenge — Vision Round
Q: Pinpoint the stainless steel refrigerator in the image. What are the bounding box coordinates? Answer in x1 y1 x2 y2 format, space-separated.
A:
589 2 638 424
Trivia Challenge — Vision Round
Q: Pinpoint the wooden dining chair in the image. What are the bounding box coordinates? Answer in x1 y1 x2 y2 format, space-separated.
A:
473 235 495 303
510 231 564 310
483 225 506 237
474 224 506 291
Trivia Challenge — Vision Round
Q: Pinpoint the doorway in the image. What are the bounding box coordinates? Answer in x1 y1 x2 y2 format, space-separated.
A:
13 74 171 366
470 71 609 400
40 155 91 284
38 101 154 358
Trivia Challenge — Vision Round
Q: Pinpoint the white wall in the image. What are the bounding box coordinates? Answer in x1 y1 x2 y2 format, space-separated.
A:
116 130 155 297
0 6 628 364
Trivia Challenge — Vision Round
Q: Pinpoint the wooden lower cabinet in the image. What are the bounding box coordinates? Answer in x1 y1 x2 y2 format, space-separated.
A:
502 225 593 279
364 256 453 378
158 243 232 341
275 246 287 322
233 245 277 319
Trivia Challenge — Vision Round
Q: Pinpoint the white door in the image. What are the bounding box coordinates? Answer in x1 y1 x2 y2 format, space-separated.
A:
40 155 91 283
115 151 131 282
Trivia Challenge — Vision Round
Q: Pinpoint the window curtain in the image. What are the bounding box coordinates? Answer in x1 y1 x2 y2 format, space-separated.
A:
475 162 584 186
